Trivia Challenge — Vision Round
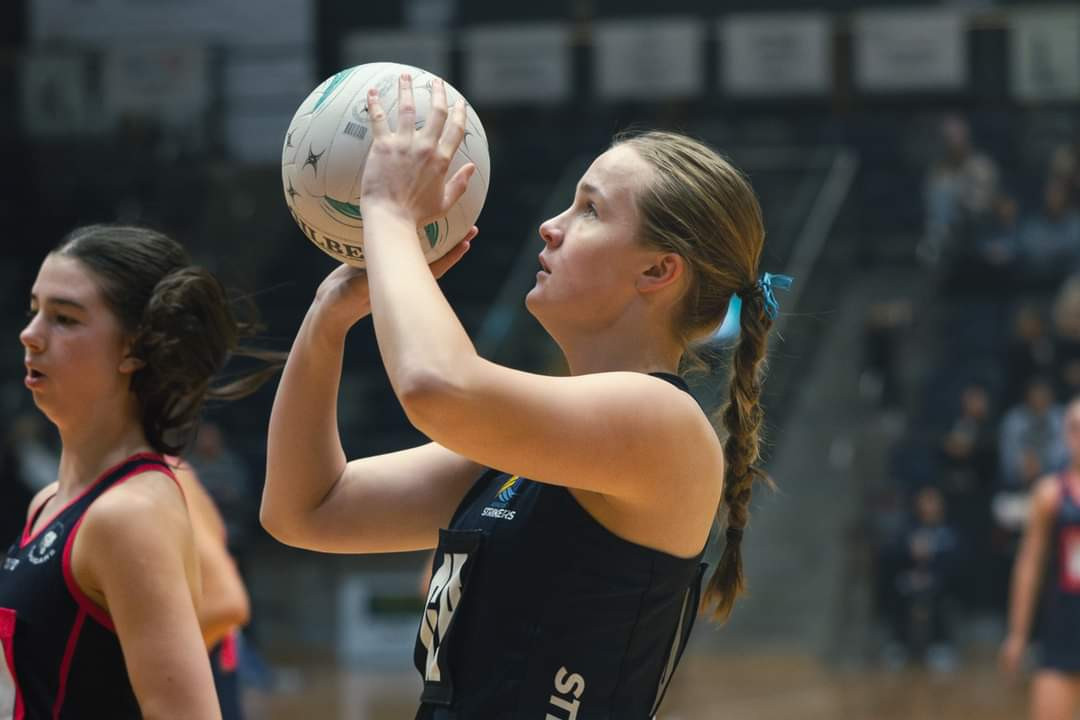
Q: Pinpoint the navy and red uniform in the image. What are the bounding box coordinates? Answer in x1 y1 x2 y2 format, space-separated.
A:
0 452 176 719
1039 471 1080 672
414 373 707 720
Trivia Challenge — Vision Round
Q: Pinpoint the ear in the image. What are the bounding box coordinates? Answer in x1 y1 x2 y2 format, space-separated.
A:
118 354 145 375
636 252 685 295
118 337 145 375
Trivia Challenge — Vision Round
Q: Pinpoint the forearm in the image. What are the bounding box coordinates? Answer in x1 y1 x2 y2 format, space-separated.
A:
196 553 249 647
1007 551 1042 640
362 205 478 401
262 307 351 537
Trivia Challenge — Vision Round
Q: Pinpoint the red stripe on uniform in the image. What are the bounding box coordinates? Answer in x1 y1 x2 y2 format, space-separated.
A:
61 516 115 632
51 609 86 720
0 607 26 720
21 452 166 550
60 460 179 633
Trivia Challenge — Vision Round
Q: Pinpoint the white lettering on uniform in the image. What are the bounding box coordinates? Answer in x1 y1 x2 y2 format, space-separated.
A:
418 552 468 683
546 666 585 720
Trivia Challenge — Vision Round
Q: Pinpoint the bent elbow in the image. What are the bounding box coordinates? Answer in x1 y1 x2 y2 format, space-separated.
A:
259 501 299 547
230 591 251 628
396 369 461 431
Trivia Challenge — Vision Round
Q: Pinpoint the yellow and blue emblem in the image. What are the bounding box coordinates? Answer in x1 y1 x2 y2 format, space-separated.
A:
495 476 520 504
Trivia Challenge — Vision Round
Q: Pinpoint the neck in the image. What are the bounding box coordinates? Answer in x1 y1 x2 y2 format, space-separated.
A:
54 395 151 496
552 307 683 377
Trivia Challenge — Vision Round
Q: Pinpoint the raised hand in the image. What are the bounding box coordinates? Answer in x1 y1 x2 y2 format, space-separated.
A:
359 74 476 229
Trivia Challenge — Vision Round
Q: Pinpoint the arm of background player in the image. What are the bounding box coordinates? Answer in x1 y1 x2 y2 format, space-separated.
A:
1001 474 1059 674
174 462 250 648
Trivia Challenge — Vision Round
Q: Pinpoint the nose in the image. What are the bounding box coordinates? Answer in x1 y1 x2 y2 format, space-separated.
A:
20 315 44 353
538 215 564 249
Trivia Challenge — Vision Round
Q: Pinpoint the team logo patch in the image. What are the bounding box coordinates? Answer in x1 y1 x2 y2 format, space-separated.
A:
28 523 64 566
495 477 520 503
482 476 521 520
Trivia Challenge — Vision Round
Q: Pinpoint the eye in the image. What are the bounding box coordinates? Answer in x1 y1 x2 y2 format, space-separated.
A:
55 314 77 326
583 202 597 217
25 308 37 320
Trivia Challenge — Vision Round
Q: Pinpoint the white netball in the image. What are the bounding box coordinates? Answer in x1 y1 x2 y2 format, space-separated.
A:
281 62 490 268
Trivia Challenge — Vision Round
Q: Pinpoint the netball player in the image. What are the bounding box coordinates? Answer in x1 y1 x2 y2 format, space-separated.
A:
1001 397 1080 720
262 76 789 718
0 225 272 719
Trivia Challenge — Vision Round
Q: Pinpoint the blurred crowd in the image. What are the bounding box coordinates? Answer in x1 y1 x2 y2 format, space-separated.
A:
866 114 1080 673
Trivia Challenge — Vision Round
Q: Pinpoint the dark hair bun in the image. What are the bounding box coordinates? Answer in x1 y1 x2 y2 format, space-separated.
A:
131 266 238 454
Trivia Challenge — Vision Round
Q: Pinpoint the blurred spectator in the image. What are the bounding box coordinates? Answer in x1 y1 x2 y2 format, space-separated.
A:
9 413 59 493
940 384 997 493
186 422 257 560
921 115 1000 265
1004 305 1055 408
960 194 1021 294
0 427 33 545
861 300 913 409
998 377 1067 489
1018 181 1080 284
937 382 998 609
940 383 997 507
1052 275 1080 401
891 487 960 672
1049 141 1080 210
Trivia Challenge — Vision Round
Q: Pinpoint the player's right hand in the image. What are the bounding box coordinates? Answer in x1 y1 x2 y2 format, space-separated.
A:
998 633 1025 677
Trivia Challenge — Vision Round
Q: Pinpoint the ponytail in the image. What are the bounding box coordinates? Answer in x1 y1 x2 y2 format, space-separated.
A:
700 288 774 622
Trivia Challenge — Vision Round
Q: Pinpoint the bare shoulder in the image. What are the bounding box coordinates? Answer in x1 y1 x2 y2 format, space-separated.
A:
80 470 191 551
626 373 723 460
596 372 711 424
601 372 724 488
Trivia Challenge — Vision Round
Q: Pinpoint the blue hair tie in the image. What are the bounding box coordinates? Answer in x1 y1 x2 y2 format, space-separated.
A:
757 272 793 320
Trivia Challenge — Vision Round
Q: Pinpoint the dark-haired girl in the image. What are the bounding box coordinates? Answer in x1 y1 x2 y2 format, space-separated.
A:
0 225 272 719
262 77 788 718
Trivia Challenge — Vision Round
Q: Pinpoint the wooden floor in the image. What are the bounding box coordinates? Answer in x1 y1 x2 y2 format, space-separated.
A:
243 650 1035 720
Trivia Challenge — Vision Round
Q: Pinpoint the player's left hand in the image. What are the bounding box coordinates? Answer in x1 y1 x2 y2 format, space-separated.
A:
359 74 476 229
310 228 478 332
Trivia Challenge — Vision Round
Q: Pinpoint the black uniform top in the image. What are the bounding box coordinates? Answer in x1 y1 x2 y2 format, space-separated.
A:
1040 471 1080 671
414 373 707 720
0 452 176 719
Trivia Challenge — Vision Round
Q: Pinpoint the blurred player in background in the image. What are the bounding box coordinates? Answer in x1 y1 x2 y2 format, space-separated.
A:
174 459 251 720
1001 397 1080 720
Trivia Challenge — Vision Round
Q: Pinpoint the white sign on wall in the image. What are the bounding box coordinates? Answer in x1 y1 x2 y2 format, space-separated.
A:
342 31 452 80
854 9 968 91
102 46 210 126
463 24 572 104
1010 8 1080 101
594 18 705 100
224 52 315 164
31 0 313 48
721 13 831 96
20 53 95 136
225 53 315 103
